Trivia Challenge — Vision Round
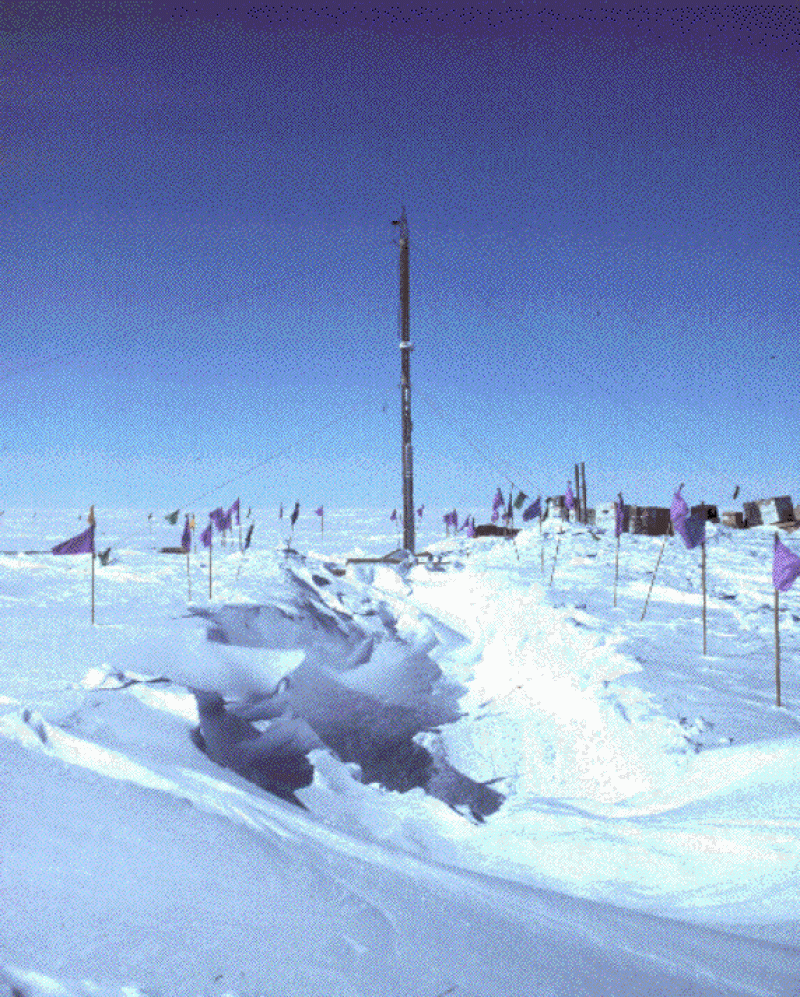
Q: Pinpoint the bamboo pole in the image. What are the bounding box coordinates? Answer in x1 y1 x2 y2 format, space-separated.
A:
574 465 581 523
208 540 213 600
187 549 192 603
641 533 669 621
701 538 707 655
91 550 95 625
581 461 587 525
549 529 562 586
775 589 781 708
614 534 620 608
539 517 544 574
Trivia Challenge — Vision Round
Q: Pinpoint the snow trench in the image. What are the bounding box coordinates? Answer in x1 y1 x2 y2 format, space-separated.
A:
185 565 505 820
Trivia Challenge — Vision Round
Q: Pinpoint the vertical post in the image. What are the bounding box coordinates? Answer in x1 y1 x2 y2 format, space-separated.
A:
208 541 213 600
614 535 620 607
394 208 415 554
91 550 95 625
775 589 781 708
574 465 581 523
701 538 707 655
581 462 587 525
539 517 544 574
641 534 668 621
187 550 192 603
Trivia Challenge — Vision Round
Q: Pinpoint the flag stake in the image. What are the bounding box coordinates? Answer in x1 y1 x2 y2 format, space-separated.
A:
187 549 191 603
641 533 669 621
774 588 781 708
208 540 213 600
91 550 95 625
702 538 707 655
539 518 544 574
549 530 562 586
614 534 620 608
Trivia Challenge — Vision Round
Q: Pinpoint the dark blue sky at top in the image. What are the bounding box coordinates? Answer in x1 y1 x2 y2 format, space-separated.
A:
1 3 797 518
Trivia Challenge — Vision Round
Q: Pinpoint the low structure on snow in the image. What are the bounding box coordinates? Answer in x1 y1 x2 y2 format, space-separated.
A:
742 496 794 527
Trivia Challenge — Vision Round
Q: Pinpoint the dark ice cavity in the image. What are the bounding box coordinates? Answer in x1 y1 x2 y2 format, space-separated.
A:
188 565 504 820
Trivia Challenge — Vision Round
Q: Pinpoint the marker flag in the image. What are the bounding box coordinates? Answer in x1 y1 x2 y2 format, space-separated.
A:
773 534 800 592
181 515 191 552
52 524 95 555
200 522 213 548
165 509 180 525
290 501 300 527
670 486 705 549
514 491 528 510
614 494 625 539
565 484 575 511
523 497 541 522
243 522 255 551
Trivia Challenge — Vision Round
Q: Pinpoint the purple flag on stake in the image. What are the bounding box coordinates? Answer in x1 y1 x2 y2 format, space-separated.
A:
200 522 212 548
523 497 541 522
773 534 800 592
390 508 397 522
221 509 233 532
670 486 705 549
492 488 504 512
229 499 240 525
565 484 575 511
670 487 689 524
466 516 476 537
243 522 254 551
417 504 424 519
315 506 323 517
52 524 95 555
181 515 191 552
614 494 625 538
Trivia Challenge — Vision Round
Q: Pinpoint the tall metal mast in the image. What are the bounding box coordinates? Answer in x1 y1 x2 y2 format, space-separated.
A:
392 207 414 554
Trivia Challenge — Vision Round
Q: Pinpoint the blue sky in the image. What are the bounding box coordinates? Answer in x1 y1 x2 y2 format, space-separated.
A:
1 4 797 519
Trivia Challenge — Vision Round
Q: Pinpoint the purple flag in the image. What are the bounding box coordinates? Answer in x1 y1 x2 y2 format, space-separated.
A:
523 497 541 522
315 506 323 517
181 515 191 552
243 522 254 551
492 488 504 512
670 488 689 525
417 504 424 519
390 508 397 522
465 516 476 537
221 509 233 532
200 522 212 548
565 484 575 511
279 504 284 519
209 507 225 530
675 513 706 549
52 524 95 555
229 499 240 526
773 535 800 592
290 501 300 527
614 494 625 539
670 486 705 549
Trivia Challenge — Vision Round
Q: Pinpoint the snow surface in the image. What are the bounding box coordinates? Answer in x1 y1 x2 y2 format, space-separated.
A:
1 506 799 996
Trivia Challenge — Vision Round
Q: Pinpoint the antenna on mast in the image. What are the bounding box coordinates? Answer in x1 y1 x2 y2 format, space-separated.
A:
391 207 414 554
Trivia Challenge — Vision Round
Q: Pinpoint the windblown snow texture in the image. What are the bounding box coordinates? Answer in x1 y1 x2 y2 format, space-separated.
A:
189 564 504 819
